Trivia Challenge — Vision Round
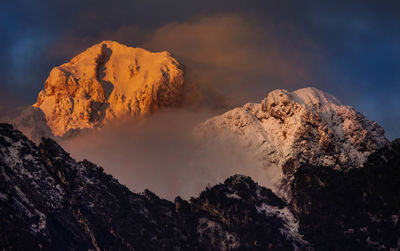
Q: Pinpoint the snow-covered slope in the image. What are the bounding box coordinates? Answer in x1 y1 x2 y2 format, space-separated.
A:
34 41 184 137
195 87 389 182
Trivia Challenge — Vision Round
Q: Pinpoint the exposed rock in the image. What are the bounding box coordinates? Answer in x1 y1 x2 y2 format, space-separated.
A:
1 124 399 250
195 87 389 188
0 124 306 250
34 41 184 137
290 139 400 250
191 175 311 250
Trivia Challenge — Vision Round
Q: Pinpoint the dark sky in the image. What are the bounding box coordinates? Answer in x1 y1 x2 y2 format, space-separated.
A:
1 0 399 138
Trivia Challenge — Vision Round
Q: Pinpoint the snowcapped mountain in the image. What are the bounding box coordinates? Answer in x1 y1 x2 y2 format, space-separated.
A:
195 87 389 187
33 41 184 137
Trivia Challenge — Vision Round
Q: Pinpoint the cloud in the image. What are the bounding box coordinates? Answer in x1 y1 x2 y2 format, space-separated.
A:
60 108 280 200
142 13 325 106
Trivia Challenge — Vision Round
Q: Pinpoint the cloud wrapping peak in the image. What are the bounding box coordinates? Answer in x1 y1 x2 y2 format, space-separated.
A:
60 108 277 200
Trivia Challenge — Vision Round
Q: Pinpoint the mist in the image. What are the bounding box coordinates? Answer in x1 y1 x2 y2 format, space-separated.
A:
144 14 326 106
60 108 282 200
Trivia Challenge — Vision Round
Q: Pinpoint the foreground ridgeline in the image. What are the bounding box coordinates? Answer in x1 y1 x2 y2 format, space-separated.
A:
33 41 184 137
1 124 399 250
0 124 308 250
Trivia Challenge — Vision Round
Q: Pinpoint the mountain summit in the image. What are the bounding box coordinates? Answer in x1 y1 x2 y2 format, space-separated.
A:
33 41 184 137
195 87 389 185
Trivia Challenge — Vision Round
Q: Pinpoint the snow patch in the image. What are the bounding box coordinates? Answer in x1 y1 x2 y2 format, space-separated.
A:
256 203 309 248
225 192 241 200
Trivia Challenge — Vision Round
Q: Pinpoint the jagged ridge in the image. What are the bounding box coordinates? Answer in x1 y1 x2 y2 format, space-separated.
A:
1 124 400 250
0 124 307 250
195 87 389 187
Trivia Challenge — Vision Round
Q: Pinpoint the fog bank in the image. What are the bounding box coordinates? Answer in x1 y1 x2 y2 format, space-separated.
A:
61 108 282 200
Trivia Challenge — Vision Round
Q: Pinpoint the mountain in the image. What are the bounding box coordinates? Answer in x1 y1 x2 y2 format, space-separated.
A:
0 124 308 250
33 41 184 137
195 87 389 191
1 124 399 250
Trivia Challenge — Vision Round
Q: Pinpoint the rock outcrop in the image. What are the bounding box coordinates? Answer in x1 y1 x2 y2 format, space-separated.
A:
195 87 389 185
34 41 184 137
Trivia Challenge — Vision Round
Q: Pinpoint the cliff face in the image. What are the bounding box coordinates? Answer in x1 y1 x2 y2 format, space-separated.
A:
195 87 389 186
34 41 184 137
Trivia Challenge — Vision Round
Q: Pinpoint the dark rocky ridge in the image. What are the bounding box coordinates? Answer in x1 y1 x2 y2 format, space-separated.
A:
290 139 400 250
0 124 306 250
0 123 399 250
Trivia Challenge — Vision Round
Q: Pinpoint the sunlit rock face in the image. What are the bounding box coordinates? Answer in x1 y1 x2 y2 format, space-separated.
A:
195 87 389 183
34 41 184 137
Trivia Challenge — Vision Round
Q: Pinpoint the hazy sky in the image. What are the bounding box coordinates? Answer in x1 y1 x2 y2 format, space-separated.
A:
1 0 399 138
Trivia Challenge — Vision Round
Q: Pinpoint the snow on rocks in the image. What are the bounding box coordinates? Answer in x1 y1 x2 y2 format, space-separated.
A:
195 87 389 183
197 217 240 250
0 124 66 239
256 203 309 249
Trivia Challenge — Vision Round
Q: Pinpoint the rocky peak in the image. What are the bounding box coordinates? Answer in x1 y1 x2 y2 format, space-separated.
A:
195 87 389 185
33 41 184 137
261 87 343 121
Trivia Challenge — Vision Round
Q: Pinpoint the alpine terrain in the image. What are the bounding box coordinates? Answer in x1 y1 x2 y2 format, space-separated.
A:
32 41 184 137
195 87 389 193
